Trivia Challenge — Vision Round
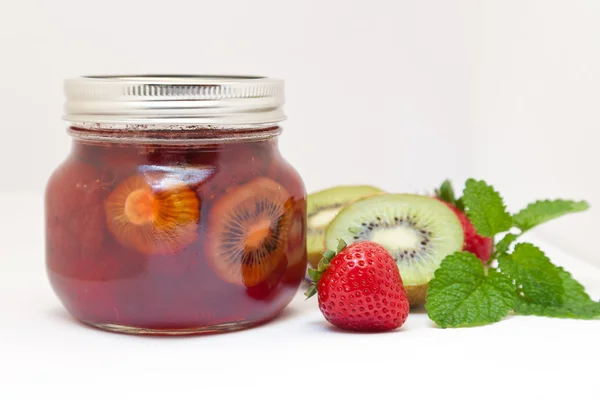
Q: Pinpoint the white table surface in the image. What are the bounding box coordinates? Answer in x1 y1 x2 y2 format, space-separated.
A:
1 192 599 400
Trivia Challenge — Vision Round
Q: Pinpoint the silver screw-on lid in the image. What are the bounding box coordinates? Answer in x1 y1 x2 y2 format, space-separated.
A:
64 75 285 126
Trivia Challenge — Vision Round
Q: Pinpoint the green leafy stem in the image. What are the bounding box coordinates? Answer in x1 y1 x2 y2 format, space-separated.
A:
426 179 592 328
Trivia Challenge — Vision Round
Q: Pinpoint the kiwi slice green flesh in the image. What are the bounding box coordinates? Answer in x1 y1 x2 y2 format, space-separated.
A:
307 185 384 266
324 194 464 305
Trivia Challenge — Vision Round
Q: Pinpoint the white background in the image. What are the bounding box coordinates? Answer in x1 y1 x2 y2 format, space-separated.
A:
2 195 600 399
1 1 599 398
1 0 598 263
2 0 598 264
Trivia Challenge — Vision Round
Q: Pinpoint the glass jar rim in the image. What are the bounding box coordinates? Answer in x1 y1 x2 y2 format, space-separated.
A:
64 75 286 127
68 125 282 145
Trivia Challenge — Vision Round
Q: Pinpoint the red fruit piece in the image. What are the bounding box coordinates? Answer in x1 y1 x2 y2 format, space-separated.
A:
196 143 271 200
92 143 143 181
49 275 121 324
144 145 190 166
310 241 409 332
45 160 111 276
73 244 144 282
246 255 288 300
444 203 493 263
48 243 145 325
143 240 205 278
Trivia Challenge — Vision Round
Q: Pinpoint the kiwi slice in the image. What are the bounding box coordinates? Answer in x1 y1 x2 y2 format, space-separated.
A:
307 185 383 266
105 172 200 255
205 177 294 288
324 194 464 306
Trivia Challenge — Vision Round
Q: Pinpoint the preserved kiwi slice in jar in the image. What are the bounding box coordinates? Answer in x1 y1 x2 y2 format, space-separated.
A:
245 255 288 300
282 199 308 284
206 177 294 287
104 171 200 255
281 198 306 268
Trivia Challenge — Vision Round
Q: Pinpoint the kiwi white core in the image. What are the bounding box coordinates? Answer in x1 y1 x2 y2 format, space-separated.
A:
309 207 342 229
371 226 421 252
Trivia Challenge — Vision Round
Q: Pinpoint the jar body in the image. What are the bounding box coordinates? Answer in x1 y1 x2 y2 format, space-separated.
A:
45 128 307 334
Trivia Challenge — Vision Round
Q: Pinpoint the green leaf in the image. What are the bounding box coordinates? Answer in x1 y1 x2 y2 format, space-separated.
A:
514 267 600 319
496 233 519 255
322 250 336 263
462 179 513 237
337 239 347 253
425 252 516 328
516 300 600 319
557 267 593 304
499 243 600 320
498 243 563 306
513 200 590 232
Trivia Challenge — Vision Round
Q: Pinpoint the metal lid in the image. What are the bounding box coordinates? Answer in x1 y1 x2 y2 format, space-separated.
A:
64 75 285 126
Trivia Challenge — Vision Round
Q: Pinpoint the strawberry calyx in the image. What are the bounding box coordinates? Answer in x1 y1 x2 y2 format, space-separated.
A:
435 179 465 212
304 239 347 299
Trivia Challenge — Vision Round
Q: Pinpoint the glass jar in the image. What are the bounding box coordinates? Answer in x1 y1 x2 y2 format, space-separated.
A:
45 75 307 335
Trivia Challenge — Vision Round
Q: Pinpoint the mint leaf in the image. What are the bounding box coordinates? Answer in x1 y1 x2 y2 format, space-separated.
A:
514 267 600 319
495 243 600 320
426 252 516 328
516 301 600 319
495 233 519 255
498 243 563 305
462 179 513 237
513 200 589 232
557 267 592 304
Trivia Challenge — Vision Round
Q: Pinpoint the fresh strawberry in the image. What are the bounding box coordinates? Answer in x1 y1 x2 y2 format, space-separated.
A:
305 240 409 332
435 180 493 263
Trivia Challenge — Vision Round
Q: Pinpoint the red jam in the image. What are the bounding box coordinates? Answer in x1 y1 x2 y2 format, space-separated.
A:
45 131 307 334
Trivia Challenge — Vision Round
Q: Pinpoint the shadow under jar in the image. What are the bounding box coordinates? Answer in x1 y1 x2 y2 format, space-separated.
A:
45 75 307 335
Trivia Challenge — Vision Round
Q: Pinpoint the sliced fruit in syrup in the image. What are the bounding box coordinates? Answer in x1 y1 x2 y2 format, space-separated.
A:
104 170 201 255
205 177 294 288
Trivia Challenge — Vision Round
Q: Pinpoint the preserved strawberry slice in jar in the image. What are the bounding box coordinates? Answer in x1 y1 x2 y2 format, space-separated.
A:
197 142 272 200
45 161 111 277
